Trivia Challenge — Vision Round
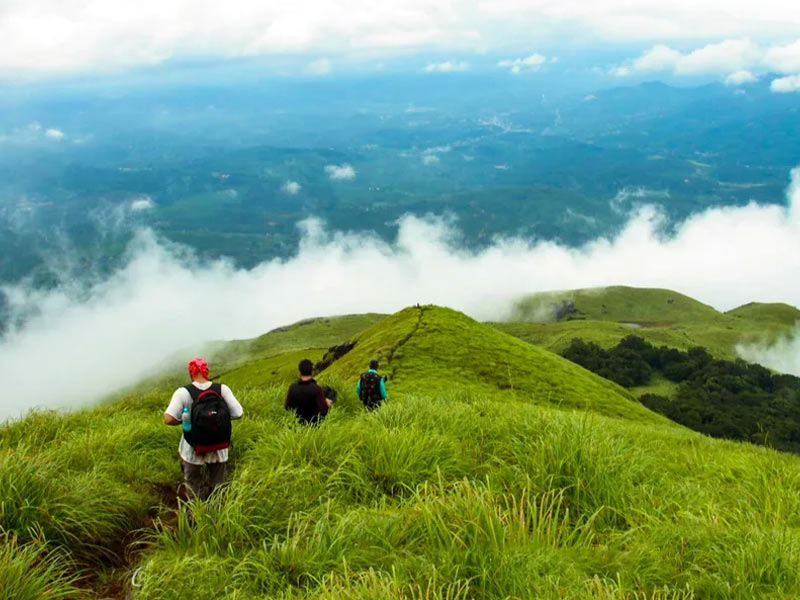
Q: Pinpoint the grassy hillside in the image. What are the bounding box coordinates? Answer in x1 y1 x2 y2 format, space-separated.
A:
726 302 800 327
492 319 697 355
217 348 327 389
510 286 723 324
210 313 386 368
499 286 799 361
322 306 661 423
4 302 800 599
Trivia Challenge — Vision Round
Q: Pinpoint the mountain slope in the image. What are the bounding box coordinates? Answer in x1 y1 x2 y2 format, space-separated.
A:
6 301 800 598
210 313 386 368
726 302 800 327
511 286 724 324
501 286 799 362
323 305 663 423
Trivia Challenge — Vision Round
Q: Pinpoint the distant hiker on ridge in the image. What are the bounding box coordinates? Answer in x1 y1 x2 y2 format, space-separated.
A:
163 358 243 500
357 358 387 410
285 358 332 425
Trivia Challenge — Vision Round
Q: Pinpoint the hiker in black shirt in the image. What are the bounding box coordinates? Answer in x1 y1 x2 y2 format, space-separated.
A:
285 359 332 425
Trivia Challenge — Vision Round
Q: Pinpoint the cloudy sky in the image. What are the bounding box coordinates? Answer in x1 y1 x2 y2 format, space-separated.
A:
2 0 800 89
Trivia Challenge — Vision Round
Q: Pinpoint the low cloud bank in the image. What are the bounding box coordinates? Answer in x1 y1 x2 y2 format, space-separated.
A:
612 38 800 91
3 169 800 418
738 335 800 379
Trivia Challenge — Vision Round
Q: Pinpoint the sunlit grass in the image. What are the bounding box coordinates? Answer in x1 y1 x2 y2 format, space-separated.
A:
4 305 800 598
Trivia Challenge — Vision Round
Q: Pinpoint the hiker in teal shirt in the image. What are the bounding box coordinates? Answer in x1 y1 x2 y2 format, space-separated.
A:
356 359 387 409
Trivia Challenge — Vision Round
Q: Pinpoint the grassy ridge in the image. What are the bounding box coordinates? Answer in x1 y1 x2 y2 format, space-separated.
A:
500 287 800 360
218 348 327 389
210 314 386 369
324 306 661 423
510 286 723 324
725 302 800 326
3 299 800 598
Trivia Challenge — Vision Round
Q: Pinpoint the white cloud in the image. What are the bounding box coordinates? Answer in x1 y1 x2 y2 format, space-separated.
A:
423 60 470 73
130 196 155 211
629 44 683 73
45 128 65 140
497 52 546 73
675 38 762 75
609 65 632 77
0 123 69 145
764 39 800 74
4 1 800 77
614 39 762 77
305 57 331 76
422 144 450 164
282 180 302 194
725 70 757 86
7 168 800 418
771 74 800 93
423 145 451 154
324 163 356 180
613 38 800 88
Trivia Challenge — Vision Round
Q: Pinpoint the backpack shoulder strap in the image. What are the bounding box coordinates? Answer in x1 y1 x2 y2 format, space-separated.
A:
188 383 223 402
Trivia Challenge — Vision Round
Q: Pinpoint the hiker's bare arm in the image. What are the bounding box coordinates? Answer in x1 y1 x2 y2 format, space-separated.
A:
163 413 180 426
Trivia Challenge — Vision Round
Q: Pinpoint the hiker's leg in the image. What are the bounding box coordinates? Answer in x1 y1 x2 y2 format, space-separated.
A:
182 460 205 499
207 461 228 497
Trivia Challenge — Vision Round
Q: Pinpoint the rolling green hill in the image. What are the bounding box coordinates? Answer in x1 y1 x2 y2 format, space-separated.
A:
510 286 723 324
726 302 800 327
321 305 661 423
4 298 800 599
498 286 799 361
209 313 387 369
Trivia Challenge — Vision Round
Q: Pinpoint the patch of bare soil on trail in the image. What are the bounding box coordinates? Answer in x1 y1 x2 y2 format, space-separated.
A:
78 481 188 599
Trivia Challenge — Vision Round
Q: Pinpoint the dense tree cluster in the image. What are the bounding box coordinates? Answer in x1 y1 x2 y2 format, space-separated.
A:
562 336 800 452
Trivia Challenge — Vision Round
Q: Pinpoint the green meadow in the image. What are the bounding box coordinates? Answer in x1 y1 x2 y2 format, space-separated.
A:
3 290 800 599
498 286 800 360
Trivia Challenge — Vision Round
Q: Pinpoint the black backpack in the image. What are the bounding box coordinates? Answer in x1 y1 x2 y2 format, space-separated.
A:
184 383 232 454
359 372 383 409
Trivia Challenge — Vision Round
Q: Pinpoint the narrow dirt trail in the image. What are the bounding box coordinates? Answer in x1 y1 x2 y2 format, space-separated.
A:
78 482 186 599
386 305 426 382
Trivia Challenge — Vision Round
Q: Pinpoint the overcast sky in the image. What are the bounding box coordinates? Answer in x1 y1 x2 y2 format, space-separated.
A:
2 0 800 88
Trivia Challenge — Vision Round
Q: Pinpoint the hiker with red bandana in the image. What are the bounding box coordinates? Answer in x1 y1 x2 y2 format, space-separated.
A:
163 358 243 499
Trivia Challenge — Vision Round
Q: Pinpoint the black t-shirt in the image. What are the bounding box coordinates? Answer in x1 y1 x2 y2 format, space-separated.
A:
285 378 329 424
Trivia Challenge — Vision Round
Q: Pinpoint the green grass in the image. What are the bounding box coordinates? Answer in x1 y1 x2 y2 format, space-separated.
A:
5 301 800 598
725 302 800 327
323 305 661 423
491 319 698 354
210 314 386 369
630 374 680 399
218 348 327 389
511 286 724 324
499 287 800 361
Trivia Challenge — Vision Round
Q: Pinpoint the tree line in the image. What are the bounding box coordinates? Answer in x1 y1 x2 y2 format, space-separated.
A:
562 336 800 452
